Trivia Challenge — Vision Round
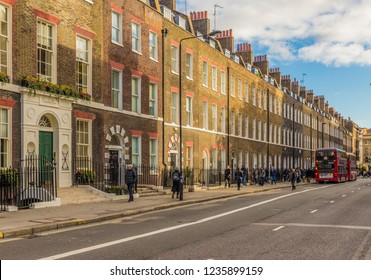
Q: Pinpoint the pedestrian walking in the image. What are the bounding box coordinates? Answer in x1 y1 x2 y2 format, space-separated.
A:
171 168 180 199
224 165 231 188
235 167 243 190
271 166 277 185
290 168 297 191
253 167 259 185
259 168 266 186
241 165 247 186
125 164 136 202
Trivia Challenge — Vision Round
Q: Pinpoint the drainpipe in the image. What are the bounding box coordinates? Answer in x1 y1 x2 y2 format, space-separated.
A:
161 28 168 187
227 66 230 167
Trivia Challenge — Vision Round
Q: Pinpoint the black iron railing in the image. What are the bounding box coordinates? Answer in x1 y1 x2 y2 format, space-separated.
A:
1 156 56 211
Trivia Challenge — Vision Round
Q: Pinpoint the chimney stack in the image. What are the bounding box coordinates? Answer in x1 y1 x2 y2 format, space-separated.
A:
269 68 281 85
190 11 210 36
236 43 253 64
291 78 300 95
300 86 307 100
253 55 269 75
215 29 234 53
314 95 325 111
306 90 314 104
281 75 292 91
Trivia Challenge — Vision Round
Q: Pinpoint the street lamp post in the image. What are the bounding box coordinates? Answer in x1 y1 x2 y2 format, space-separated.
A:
178 30 221 201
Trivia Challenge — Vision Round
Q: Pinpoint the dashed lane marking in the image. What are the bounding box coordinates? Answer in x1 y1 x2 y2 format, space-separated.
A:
255 223 371 231
273 226 285 231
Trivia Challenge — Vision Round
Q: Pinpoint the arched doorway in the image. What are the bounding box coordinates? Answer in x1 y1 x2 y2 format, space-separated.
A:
108 134 123 186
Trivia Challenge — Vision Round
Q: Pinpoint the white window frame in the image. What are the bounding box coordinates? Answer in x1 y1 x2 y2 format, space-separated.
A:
0 107 10 167
171 45 179 74
211 66 217 91
252 119 256 139
149 138 158 174
171 91 179 124
238 113 242 136
37 20 56 82
231 111 235 135
202 101 208 129
76 119 91 158
212 148 218 170
149 82 157 117
111 11 122 45
258 89 262 108
244 82 249 103
111 69 122 109
132 136 142 166
238 78 242 100
186 96 193 126
76 35 92 96
185 52 193 80
221 107 226 134
244 115 249 138
149 31 158 61
220 70 226 95
221 149 226 170
212 104 217 131
202 61 208 87
131 76 141 113
230 74 235 97
252 86 256 106
0 3 11 78
131 21 141 53
258 120 261 140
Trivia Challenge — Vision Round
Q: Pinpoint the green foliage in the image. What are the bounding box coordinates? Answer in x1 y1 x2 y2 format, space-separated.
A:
0 167 18 186
105 185 128 195
0 72 10 84
75 169 96 184
21 76 91 101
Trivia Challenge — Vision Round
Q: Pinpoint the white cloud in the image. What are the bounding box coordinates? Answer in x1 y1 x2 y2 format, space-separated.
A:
298 42 371 66
180 0 371 66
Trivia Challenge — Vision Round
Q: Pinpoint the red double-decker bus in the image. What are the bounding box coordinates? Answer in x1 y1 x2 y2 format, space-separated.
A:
315 148 348 183
347 153 357 181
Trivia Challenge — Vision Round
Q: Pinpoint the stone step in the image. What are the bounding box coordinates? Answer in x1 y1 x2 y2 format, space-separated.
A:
137 187 166 197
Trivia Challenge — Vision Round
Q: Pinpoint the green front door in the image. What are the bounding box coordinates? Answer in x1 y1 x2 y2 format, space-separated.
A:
39 131 53 185
39 131 53 161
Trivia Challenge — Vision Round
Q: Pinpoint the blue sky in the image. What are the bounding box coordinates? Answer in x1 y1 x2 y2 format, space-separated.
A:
176 0 371 128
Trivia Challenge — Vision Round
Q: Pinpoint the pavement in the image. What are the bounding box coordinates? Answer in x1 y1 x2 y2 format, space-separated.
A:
0 181 312 239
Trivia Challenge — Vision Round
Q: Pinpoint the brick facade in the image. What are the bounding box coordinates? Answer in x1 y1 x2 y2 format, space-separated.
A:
0 0 359 188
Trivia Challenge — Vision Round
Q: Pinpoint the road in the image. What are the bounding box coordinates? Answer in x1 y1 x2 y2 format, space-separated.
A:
0 180 370 260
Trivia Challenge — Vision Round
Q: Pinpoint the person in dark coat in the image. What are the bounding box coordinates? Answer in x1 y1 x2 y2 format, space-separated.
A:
241 165 247 186
125 164 136 202
224 165 231 188
235 167 243 190
171 168 180 199
289 168 297 191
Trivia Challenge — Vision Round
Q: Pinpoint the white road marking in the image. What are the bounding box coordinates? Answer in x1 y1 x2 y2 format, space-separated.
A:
342 195 347 197
330 201 335 204
40 185 332 260
351 191 354 193
310 209 318 214
273 226 285 231
256 223 371 231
